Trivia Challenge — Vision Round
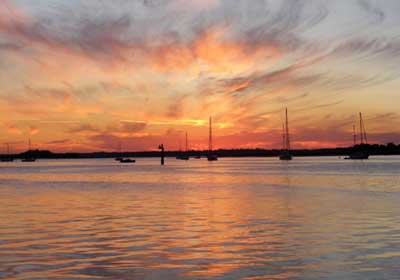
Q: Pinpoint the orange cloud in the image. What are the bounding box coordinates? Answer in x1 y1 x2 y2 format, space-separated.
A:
145 27 283 78
29 125 39 136
0 1 399 152
2 122 23 135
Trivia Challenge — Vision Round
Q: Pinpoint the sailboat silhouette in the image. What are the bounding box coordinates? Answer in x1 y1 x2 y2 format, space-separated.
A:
345 112 369 160
22 138 36 162
207 117 218 161
176 132 190 160
1 143 14 162
279 108 293 161
115 141 136 163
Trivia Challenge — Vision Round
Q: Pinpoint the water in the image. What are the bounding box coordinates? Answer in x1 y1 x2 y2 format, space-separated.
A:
0 156 399 279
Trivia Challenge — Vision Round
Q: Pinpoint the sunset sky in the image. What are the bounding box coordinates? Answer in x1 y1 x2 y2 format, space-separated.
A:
0 0 399 152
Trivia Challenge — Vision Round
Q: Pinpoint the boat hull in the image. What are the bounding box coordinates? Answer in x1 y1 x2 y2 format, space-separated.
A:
176 156 189 160
22 158 36 162
345 152 369 160
207 154 218 161
279 151 293 161
119 158 136 163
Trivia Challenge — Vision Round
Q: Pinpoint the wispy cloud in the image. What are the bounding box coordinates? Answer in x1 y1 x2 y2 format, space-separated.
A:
0 0 399 150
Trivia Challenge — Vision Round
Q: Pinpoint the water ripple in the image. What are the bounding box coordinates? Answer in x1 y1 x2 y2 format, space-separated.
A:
0 157 400 279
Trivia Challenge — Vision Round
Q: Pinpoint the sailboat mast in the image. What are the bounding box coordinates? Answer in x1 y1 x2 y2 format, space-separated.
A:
282 124 286 150
359 112 364 144
361 113 368 144
185 132 188 152
353 125 357 146
285 108 290 151
209 117 212 152
28 138 31 151
358 112 368 144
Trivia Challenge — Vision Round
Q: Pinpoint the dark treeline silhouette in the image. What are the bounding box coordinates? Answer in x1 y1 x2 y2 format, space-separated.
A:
0 143 399 160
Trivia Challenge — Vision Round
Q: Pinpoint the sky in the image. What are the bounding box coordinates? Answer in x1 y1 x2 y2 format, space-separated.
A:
0 0 399 152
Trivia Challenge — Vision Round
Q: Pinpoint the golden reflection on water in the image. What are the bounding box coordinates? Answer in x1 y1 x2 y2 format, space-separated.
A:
0 157 400 279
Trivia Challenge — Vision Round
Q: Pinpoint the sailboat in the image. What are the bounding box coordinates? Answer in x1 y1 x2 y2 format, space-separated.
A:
279 108 293 161
176 132 189 160
119 158 136 163
345 112 369 160
115 142 123 161
115 141 136 163
207 117 218 161
22 138 36 162
1 143 14 162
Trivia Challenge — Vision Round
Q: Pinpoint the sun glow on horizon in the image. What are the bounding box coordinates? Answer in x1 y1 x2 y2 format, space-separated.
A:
0 0 399 152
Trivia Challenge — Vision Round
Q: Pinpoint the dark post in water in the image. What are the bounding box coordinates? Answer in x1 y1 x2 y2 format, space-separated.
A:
158 144 165 165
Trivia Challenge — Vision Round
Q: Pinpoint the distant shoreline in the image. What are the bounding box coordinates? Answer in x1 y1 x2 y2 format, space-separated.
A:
2 143 399 160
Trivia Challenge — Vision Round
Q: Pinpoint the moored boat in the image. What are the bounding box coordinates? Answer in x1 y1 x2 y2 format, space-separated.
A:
279 108 293 161
346 113 370 160
176 132 190 160
207 117 218 161
1 144 14 162
119 158 136 163
22 139 36 162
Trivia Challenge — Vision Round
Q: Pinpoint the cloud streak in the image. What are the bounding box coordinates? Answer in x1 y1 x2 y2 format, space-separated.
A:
0 0 399 151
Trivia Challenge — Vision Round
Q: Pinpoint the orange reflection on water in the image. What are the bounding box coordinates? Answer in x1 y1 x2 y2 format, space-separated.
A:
1 157 400 279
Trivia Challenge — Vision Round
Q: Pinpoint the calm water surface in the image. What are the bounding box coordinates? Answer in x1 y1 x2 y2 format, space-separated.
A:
0 156 399 279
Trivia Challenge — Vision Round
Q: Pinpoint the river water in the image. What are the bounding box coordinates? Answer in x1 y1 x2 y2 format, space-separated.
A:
0 156 399 279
